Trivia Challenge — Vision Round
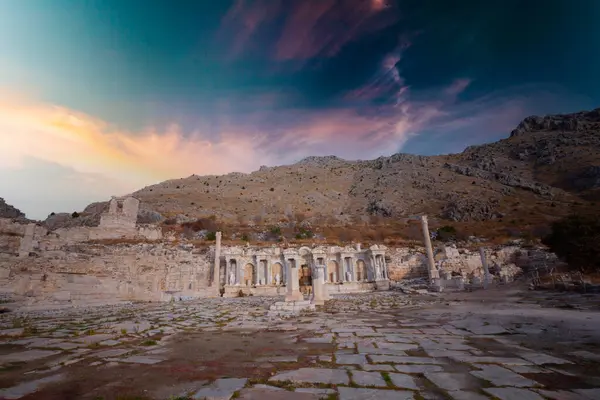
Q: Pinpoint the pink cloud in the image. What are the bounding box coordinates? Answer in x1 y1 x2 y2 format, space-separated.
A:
219 0 400 62
444 78 472 97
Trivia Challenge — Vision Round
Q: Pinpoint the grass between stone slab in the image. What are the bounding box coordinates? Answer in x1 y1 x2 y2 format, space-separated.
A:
381 372 393 387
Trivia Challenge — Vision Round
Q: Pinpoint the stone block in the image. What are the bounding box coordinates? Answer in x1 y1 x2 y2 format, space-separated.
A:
269 368 349 385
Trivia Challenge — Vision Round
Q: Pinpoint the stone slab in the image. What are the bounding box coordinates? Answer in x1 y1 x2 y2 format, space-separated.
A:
369 355 445 365
450 355 532 365
424 372 474 391
192 378 248 400
447 391 490 400
483 387 544 400
338 387 414 400
387 373 419 390
335 354 367 365
362 364 395 371
471 365 539 387
238 387 319 399
295 388 336 397
269 368 349 385
117 356 164 365
94 348 132 359
519 352 573 365
535 389 593 400
573 388 600 399
0 349 60 364
0 374 64 399
351 371 387 387
393 364 444 374
376 342 419 351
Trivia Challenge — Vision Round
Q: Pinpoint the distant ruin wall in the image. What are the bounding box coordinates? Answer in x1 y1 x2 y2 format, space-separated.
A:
1 241 215 307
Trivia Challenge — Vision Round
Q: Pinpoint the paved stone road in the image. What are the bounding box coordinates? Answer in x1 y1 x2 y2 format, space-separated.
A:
0 292 599 399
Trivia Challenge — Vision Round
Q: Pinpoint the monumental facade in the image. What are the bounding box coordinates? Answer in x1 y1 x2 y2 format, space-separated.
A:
220 243 390 297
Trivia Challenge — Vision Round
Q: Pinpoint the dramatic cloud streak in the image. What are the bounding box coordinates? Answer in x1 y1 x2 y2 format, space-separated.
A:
219 0 400 62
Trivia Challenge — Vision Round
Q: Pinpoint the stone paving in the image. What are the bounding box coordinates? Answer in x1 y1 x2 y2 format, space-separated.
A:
0 292 599 399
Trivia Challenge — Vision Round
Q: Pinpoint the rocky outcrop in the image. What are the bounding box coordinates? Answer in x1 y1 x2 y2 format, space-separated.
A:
0 198 25 219
441 196 501 222
510 108 600 137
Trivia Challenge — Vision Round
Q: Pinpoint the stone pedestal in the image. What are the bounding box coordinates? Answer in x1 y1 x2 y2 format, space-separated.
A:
375 280 390 291
285 265 303 302
311 265 329 305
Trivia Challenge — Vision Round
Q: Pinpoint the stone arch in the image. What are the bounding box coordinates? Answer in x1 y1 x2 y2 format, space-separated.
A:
271 262 283 285
327 260 340 283
356 259 366 281
243 263 255 286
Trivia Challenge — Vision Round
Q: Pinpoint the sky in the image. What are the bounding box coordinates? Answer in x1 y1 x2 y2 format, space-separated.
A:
1 0 599 219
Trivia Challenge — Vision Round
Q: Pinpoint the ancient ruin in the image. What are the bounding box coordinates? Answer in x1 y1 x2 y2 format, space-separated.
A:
220 243 390 297
0 196 547 309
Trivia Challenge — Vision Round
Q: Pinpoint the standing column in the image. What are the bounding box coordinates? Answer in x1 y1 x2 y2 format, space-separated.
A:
267 258 272 285
479 247 490 289
421 215 439 282
236 258 242 285
213 232 222 286
285 258 303 301
351 257 357 282
382 257 389 279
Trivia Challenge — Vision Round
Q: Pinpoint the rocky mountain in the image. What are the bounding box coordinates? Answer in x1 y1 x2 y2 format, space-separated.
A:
0 198 25 220
127 108 598 232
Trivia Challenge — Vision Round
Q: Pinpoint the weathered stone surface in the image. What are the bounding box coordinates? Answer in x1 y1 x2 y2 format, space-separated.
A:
393 364 444 374
239 387 320 399
350 371 387 387
335 354 367 365
471 365 539 387
424 372 474 391
192 378 248 400
338 387 414 400
269 368 349 385
483 387 544 400
387 373 418 390
573 388 600 399
0 349 60 363
0 374 64 399
116 356 164 365
369 355 445 365
519 352 573 365
447 391 490 400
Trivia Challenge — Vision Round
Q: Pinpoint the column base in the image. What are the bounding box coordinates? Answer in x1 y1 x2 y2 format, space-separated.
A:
285 291 304 302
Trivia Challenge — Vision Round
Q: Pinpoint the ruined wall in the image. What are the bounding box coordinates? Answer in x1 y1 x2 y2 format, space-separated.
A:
1 240 216 307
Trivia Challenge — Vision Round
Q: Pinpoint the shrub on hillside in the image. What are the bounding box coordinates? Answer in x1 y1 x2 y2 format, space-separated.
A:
436 225 457 241
182 217 218 232
542 214 600 273
205 231 217 241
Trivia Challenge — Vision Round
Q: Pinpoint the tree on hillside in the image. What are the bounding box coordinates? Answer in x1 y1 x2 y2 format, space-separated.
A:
542 214 600 273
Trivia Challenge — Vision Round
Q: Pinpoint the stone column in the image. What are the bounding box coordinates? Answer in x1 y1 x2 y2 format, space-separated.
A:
213 232 222 286
236 258 242 285
420 215 439 282
382 257 389 279
285 258 303 301
479 247 490 289
351 257 357 282
311 265 328 305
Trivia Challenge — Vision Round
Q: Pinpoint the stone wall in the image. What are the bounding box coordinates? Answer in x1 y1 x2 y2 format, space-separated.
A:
1 240 217 308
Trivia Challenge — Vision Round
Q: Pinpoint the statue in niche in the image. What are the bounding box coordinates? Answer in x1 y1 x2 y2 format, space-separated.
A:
229 272 236 286
346 270 351 282
376 264 382 280
275 273 281 285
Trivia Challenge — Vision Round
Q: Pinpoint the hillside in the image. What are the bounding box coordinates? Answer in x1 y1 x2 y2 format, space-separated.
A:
122 109 599 238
